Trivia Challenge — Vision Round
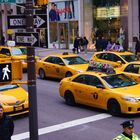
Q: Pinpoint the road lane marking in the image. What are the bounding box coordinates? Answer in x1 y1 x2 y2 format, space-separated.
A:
12 113 111 140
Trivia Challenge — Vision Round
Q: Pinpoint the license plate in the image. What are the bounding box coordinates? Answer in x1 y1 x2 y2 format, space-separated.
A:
15 106 23 111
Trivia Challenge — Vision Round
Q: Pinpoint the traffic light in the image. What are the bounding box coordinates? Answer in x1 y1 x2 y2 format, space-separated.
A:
0 58 22 84
35 0 48 6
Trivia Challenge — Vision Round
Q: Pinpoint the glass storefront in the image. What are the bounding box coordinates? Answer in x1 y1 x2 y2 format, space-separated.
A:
92 0 121 43
48 0 79 49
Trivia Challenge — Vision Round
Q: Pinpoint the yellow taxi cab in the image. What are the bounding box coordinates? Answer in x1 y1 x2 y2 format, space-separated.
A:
115 61 140 83
36 52 89 79
59 71 140 115
0 84 28 116
90 51 137 68
0 46 39 70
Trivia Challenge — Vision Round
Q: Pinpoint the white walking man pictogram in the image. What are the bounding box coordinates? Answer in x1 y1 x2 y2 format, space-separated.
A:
2 65 10 80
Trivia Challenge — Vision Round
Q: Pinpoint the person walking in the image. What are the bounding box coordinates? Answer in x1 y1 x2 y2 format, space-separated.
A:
0 104 14 140
1 36 5 45
73 35 80 54
133 36 140 60
82 36 89 54
112 120 140 140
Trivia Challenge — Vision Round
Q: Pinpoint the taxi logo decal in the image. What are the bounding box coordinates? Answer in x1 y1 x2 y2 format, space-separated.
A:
93 92 98 100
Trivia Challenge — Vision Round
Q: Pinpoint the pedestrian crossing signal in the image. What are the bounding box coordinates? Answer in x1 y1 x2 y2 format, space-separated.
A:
0 60 22 83
0 63 12 82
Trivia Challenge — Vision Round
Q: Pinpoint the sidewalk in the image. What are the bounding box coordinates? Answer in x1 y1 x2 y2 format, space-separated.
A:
35 47 94 60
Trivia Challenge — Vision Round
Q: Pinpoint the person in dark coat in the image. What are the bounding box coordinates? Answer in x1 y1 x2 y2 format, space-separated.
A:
95 36 103 51
1 36 5 45
82 36 89 54
73 36 80 54
0 104 14 140
133 36 140 60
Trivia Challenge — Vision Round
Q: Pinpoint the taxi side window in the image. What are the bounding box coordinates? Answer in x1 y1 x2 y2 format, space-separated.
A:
44 57 55 63
0 48 11 56
97 53 109 60
124 64 139 73
108 54 124 63
54 57 65 65
88 75 104 87
73 75 88 84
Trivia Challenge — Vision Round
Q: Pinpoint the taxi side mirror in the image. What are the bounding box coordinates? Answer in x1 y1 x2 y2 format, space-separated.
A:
117 61 122 64
59 62 65 66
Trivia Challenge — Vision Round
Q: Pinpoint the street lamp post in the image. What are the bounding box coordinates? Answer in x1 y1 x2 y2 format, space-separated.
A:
25 0 38 139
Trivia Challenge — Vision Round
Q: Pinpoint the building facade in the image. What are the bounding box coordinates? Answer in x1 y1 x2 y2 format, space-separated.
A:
0 0 140 52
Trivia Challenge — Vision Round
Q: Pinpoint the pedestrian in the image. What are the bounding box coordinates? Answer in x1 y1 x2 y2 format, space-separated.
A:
112 120 140 140
73 35 80 54
82 36 89 54
95 36 103 51
1 36 5 45
133 36 140 60
0 104 14 140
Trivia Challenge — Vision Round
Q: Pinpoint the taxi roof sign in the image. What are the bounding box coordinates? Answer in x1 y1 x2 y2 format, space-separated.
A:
7 40 16 47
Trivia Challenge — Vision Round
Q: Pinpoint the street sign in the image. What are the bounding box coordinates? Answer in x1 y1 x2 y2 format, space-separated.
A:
0 63 12 82
7 15 47 29
0 0 15 3
15 32 39 47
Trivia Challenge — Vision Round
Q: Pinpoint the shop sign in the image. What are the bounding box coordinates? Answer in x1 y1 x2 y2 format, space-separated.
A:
96 6 120 19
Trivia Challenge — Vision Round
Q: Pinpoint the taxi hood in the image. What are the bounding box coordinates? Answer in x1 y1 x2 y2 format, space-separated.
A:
112 84 140 97
0 94 26 105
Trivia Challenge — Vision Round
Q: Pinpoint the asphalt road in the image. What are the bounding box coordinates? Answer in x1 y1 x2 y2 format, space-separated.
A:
12 48 140 140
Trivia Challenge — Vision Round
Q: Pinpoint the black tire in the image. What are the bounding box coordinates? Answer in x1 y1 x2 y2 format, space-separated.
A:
64 92 75 106
39 69 45 79
65 72 72 77
107 100 121 116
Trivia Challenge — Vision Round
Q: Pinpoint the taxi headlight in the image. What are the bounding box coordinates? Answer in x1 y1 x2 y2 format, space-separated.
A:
121 96 139 103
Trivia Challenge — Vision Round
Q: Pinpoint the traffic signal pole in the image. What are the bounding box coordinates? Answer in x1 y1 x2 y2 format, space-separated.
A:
25 0 39 139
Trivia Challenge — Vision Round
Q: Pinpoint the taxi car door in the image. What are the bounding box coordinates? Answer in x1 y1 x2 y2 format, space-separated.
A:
123 64 140 83
52 57 66 78
72 74 93 105
86 75 106 108
43 56 58 77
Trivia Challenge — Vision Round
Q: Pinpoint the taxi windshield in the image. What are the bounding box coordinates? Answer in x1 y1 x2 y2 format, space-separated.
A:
63 56 88 65
0 84 18 91
11 48 24 56
19 48 27 55
102 74 137 88
121 54 137 62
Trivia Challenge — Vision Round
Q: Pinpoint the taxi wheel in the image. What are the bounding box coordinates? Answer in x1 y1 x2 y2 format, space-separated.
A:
65 72 72 77
39 69 45 79
107 100 121 116
64 92 75 106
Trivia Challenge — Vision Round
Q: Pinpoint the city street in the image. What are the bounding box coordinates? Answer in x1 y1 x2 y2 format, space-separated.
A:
12 48 140 140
